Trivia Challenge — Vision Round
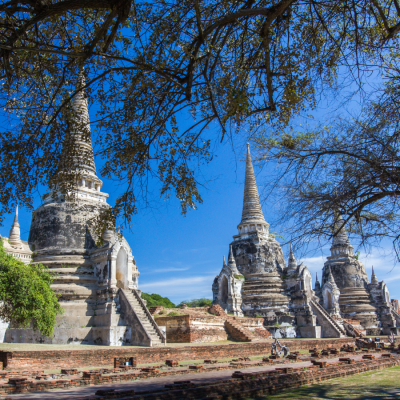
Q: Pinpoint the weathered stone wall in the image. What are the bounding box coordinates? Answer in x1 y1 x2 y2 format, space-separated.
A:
322 259 369 290
29 200 109 254
232 235 286 276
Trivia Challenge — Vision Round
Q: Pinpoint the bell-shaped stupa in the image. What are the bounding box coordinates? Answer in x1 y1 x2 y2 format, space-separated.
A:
321 215 378 329
230 145 291 322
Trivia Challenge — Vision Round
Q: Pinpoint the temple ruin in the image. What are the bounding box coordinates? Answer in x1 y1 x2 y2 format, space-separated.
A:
213 145 400 338
0 72 165 346
317 219 400 335
1 86 399 344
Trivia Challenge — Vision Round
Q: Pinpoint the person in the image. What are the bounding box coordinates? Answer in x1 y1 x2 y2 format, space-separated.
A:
271 337 289 357
388 332 395 345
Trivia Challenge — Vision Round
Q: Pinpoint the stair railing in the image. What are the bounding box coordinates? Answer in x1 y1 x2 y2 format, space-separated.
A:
132 289 166 344
310 299 346 336
392 308 400 318
391 308 400 323
119 288 152 346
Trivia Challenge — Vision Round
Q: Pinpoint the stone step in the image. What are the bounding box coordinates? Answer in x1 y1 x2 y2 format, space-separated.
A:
131 306 144 310
120 289 165 346
136 313 150 319
145 326 158 333
135 313 147 318
310 300 346 336
135 310 152 318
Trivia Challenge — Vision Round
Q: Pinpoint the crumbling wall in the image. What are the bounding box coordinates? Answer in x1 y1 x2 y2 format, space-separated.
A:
232 235 286 276
154 315 228 343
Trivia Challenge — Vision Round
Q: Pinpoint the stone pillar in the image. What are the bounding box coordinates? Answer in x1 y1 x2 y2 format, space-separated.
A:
127 256 134 288
212 277 219 303
110 256 117 288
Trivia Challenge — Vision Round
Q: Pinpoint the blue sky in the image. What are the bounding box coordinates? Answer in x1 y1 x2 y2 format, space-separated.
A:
1 131 400 305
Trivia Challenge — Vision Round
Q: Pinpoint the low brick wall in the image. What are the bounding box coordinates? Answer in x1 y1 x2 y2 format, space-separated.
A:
1 352 398 396
2 337 398 370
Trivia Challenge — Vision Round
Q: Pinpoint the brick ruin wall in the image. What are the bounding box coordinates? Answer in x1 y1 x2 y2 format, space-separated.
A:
132 356 400 400
154 314 268 343
3 337 399 370
154 315 228 343
1 353 399 396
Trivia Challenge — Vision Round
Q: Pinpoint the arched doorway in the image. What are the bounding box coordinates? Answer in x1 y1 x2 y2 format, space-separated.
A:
304 274 312 296
116 247 128 289
326 291 333 310
221 276 229 305
385 288 390 304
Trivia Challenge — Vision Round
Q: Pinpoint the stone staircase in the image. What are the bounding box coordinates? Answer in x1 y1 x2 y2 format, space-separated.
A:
342 319 365 337
391 308 400 325
209 304 259 342
310 299 346 337
224 319 258 342
208 304 228 317
119 289 166 347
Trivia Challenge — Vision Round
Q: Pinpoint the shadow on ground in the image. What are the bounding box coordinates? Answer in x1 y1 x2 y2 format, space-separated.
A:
248 386 400 399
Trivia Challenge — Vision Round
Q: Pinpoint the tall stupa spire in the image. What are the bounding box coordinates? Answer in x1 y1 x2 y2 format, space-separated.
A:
332 214 350 247
228 245 239 273
327 266 336 285
8 206 22 248
287 244 297 271
60 68 97 177
237 144 268 234
371 266 378 285
44 68 109 204
314 272 321 290
329 214 354 259
228 245 235 264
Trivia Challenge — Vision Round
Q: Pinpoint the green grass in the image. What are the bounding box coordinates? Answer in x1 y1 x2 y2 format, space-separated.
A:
247 365 400 399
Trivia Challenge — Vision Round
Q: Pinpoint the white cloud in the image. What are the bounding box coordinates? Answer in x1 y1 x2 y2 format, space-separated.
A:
384 273 400 283
151 267 190 273
300 256 326 275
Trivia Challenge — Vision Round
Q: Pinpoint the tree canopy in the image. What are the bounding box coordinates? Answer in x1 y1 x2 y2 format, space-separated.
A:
178 298 212 307
1 1 400 224
141 292 175 308
2 1 400 249
255 73 400 257
0 239 63 336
